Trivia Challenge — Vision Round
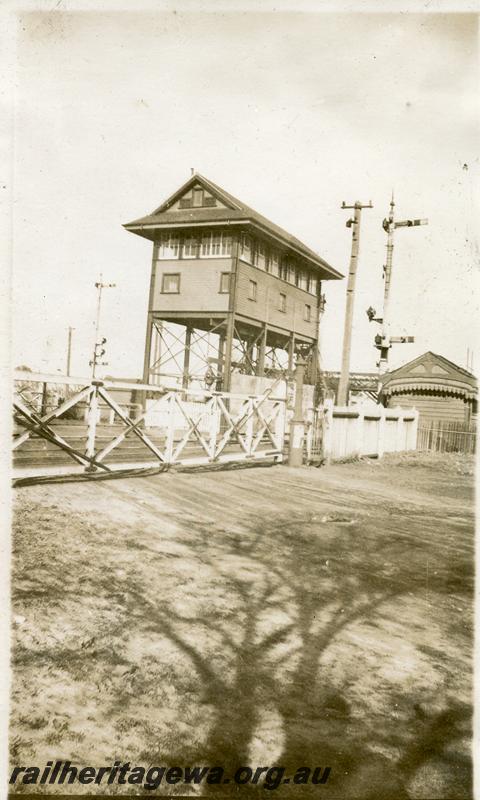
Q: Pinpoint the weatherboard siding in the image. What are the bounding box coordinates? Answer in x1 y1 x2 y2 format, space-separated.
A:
151 256 319 339
235 261 318 339
387 394 469 424
152 257 233 313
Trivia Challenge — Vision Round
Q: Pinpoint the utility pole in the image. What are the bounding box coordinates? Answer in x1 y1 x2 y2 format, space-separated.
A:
367 194 427 393
66 326 74 376
314 292 327 404
288 349 307 467
90 276 116 379
466 347 474 373
337 200 373 406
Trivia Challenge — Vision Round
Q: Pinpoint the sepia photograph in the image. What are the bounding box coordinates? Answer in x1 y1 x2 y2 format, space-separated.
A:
3 2 478 799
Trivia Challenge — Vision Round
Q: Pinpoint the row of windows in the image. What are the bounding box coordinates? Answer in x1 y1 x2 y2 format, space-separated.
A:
240 234 319 296
247 279 311 319
157 232 232 259
156 231 320 297
161 272 230 294
161 272 313 321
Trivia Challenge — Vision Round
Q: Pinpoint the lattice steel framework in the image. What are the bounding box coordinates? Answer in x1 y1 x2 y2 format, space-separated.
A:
144 315 319 391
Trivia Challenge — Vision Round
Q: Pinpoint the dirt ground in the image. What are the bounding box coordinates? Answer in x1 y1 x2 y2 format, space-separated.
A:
10 452 475 798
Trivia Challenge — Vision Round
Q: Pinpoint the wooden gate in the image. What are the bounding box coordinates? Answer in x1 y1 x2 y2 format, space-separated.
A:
13 372 286 480
305 407 325 464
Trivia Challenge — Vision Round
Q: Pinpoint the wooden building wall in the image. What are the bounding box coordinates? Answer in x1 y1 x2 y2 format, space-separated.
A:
386 392 471 424
152 257 233 314
150 250 320 340
235 261 319 339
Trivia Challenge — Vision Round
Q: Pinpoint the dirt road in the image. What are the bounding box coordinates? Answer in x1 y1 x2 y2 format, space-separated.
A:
10 453 474 798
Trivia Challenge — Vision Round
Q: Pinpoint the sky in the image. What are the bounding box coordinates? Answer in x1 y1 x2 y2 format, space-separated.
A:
10 6 479 379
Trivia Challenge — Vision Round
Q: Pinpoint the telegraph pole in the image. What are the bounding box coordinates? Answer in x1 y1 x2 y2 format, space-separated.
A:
337 200 373 406
66 326 74 376
367 194 428 393
288 348 308 467
90 276 116 378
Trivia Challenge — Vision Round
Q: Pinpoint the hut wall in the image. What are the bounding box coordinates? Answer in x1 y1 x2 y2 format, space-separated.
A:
386 392 470 424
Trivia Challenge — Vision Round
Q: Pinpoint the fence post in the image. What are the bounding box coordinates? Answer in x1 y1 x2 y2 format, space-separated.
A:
438 421 444 453
41 382 48 416
394 407 404 452
85 384 99 470
164 393 175 463
288 356 306 467
208 396 219 459
355 408 364 457
244 398 254 456
402 412 408 451
323 399 334 463
305 411 313 463
410 408 420 450
410 410 419 451
377 405 386 459
274 400 286 455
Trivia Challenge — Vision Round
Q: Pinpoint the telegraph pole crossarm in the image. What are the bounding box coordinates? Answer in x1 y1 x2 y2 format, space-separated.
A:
337 200 373 406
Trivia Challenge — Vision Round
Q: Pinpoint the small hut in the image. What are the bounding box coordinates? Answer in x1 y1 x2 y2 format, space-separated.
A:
380 351 477 425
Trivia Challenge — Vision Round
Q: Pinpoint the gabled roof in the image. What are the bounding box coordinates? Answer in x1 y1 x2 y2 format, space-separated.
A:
124 173 342 280
381 351 477 400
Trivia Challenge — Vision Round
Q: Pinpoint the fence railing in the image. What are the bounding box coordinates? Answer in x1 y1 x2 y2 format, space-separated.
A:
13 371 287 478
417 419 476 455
13 371 424 479
308 401 419 462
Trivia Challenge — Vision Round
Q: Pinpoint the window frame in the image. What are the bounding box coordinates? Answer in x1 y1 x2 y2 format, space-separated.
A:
304 303 312 322
183 234 200 259
309 274 319 296
279 292 287 313
248 279 258 301
157 233 181 260
240 234 253 264
161 272 181 294
270 251 280 277
200 231 233 258
256 241 266 270
193 187 204 207
219 272 231 294
297 269 309 291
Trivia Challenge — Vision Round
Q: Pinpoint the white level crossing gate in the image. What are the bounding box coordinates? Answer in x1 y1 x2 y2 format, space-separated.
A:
13 372 287 480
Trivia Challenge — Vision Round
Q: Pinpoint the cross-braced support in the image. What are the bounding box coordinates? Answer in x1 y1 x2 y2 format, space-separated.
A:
13 374 287 478
145 317 228 388
143 314 317 391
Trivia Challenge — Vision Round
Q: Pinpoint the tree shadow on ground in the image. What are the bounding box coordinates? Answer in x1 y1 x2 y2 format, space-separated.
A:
123 510 473 799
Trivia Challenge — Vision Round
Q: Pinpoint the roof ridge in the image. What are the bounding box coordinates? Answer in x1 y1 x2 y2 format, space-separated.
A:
193 173 245 211
124 173 343 278
429 351 477 379
195 174 337 268
383 351 477 383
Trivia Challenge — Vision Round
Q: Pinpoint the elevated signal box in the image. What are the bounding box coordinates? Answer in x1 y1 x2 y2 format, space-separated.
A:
124 173 342 390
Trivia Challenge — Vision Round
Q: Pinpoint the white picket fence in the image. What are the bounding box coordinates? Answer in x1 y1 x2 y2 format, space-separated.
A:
321 401 418 461
13 370 419 480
